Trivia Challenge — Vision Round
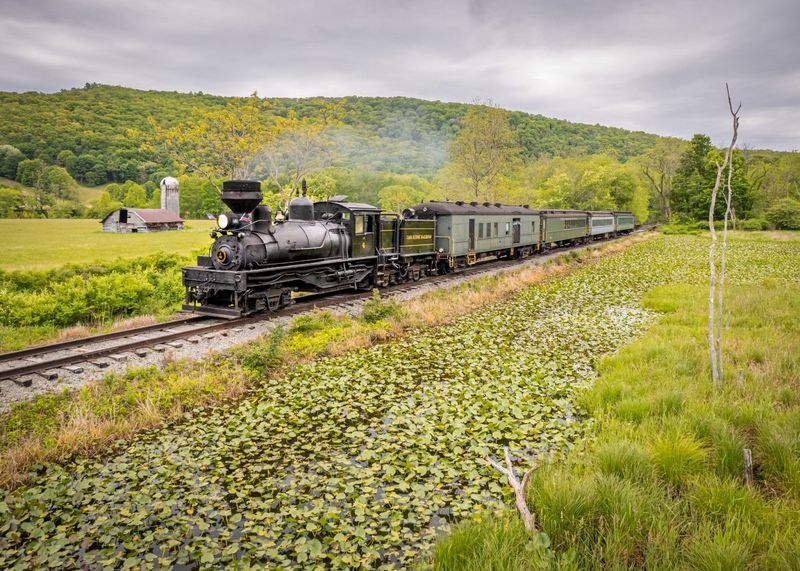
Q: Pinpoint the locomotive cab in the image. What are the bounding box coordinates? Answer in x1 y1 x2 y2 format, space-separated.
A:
314 201 382 259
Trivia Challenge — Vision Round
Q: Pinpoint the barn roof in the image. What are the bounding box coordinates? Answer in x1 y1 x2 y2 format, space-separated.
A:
101 208 184 225
129 209 183 223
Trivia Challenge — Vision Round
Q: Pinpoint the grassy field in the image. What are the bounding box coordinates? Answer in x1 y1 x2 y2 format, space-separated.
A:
0 177 105 206
432 237 800 569
75 184 105 204
0 218 215 271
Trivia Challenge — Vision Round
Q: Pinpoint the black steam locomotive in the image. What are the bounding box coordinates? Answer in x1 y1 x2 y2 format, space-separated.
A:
182 180 635 318
182 180 439 317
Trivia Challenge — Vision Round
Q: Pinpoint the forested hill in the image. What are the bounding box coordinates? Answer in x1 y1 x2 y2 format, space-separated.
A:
0 84 661 183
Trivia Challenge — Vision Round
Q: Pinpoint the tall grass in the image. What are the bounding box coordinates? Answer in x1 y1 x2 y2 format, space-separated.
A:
429 281 800 569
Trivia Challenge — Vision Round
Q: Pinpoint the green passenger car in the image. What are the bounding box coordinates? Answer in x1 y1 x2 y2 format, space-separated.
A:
613 211 635 233
541 210 590 246
405 200 541 265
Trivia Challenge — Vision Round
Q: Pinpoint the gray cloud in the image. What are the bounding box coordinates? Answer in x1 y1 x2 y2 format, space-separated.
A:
1 0 798 150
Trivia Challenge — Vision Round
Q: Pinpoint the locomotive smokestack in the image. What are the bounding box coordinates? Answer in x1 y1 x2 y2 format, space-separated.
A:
302 179 307 197
221 180 262 214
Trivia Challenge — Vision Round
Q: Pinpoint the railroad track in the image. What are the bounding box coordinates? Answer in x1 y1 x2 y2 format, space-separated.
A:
0 227 655 388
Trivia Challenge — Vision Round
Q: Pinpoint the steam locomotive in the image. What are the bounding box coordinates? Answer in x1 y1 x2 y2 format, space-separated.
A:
182 180 634 318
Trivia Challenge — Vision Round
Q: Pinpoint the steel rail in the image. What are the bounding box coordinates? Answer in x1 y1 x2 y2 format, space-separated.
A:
0 315 208 363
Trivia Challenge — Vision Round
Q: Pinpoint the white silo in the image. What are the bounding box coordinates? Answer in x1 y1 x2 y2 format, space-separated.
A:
160 176 180 216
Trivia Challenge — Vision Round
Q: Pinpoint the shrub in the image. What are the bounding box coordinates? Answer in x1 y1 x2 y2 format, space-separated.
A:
285 310 350 357
740 218 768 231
289 309 338 334
660 224 700 235
0 254 189 328
236 327 285 376
766 198 800 230
361 288 402 323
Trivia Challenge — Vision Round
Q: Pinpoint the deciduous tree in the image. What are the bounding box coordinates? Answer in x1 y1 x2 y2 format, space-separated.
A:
123 183 148 208
42 166 78 200
144 94 273 190
88 191 122 218
673 134 751 221
639 138 685 220
15 159 46 188
0 145 25 179
377 185 427 212
257 104 342 208
446 100 520 202
766 197 800 229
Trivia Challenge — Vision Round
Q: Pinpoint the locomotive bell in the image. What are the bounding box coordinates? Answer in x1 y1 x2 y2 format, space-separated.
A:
221 180 262 214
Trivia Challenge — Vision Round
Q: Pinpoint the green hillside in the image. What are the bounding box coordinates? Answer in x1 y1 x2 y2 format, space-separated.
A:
0 84 660 183
3 84 797 227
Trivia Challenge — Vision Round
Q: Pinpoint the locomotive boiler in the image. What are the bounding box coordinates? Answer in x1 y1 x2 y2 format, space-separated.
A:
209 180 350 271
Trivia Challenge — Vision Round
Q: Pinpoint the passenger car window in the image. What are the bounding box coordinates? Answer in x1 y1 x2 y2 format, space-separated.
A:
505 222 510 234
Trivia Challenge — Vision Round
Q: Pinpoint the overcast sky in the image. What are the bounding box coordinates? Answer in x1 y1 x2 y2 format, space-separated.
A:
2 0 798 150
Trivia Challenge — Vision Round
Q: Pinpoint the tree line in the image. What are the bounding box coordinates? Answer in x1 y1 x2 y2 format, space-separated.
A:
0 84 798 226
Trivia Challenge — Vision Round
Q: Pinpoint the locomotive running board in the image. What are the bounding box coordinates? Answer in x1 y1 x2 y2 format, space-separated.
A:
182 304 244 319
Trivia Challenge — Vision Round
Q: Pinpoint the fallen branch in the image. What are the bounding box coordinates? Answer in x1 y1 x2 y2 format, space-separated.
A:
487 447 537 532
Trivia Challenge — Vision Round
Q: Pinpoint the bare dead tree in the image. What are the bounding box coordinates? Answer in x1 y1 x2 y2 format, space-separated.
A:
487 447 537 532
708 84 741 387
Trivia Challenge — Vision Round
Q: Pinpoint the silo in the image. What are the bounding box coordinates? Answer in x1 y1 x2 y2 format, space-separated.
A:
160 176 180 216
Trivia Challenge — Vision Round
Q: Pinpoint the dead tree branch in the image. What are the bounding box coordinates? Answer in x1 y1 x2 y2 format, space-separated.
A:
487 447 537 532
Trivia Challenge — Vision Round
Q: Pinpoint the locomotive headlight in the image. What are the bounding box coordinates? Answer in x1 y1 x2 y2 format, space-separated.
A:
217 214 230 229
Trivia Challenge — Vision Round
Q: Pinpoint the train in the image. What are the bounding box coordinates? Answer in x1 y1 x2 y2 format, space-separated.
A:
182 180 636 318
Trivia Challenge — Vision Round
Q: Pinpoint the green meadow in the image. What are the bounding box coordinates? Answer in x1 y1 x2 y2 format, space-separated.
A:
432 235 800 570
0 218 216 350
0 218 215 271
